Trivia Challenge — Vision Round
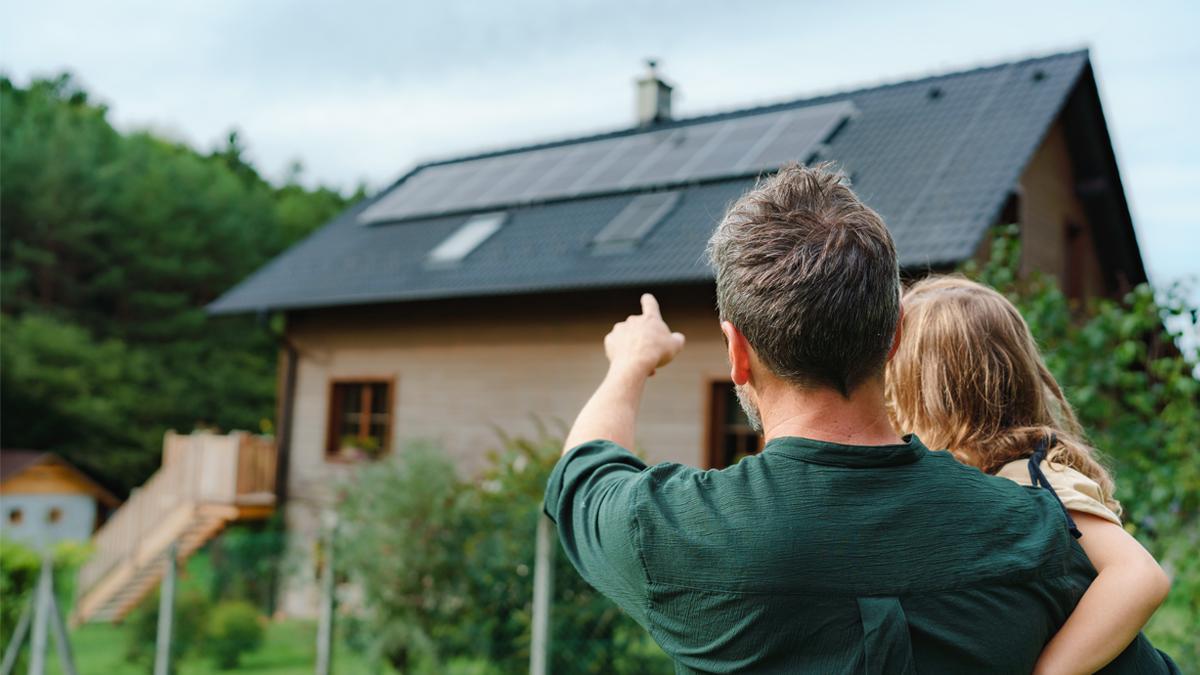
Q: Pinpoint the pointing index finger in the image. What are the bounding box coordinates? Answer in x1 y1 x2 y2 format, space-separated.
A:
640 293 661 318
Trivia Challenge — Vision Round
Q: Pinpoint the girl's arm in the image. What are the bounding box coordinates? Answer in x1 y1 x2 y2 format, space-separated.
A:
1033 512 1171 675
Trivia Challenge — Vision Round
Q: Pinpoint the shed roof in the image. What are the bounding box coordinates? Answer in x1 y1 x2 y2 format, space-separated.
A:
211 50 1128 314
0 450 121 508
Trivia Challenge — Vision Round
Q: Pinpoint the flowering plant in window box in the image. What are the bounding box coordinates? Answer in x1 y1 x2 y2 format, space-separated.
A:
338 435 383 461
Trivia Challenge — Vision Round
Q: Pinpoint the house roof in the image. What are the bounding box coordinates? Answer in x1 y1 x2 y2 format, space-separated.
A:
210 49 1130 315
1 449 122 508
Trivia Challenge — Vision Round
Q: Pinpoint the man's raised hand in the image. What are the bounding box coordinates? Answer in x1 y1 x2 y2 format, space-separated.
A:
604 293 686 377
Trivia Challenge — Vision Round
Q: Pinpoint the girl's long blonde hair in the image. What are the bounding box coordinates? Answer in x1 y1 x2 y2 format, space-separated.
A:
885 275 1121 515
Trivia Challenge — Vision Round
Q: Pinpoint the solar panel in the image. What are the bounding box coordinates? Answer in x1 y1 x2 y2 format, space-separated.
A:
739 103 853 169
591 191 681 255
359 100 856 224
626 125 722 185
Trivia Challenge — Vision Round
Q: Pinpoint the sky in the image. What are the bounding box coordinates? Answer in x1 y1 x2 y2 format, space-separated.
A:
2 0 1197 291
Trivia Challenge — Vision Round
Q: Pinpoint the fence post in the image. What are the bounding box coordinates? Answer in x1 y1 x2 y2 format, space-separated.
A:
315 512 337 675
28 556 54 675
529 514 555 675
153 542 178 675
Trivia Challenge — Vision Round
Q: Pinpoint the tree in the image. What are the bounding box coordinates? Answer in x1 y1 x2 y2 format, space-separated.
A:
0 74 352 493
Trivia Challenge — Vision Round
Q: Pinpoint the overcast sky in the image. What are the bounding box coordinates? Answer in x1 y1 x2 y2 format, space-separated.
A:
2 0 1197 290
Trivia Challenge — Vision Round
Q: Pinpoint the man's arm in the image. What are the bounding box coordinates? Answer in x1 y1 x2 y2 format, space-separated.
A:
562 293 686 455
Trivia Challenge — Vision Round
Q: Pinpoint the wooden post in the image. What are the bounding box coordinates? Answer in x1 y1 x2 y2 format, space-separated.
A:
153 543 178 675
315 513 337 675
28 556 53 675
529 514 555 675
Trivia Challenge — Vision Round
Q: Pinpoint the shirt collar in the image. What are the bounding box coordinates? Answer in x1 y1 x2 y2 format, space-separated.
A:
764 434 928 468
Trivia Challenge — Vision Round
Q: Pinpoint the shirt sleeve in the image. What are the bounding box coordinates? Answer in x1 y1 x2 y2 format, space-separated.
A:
996 459 1122 526
543 439 651 625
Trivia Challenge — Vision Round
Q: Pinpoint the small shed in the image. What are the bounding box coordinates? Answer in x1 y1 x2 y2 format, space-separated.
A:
0 450 120 550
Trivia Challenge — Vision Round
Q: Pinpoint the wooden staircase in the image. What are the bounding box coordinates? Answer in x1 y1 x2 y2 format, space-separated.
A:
73 431 276 624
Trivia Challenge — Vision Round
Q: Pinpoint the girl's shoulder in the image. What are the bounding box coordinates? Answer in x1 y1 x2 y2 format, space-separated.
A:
995 458 1122 526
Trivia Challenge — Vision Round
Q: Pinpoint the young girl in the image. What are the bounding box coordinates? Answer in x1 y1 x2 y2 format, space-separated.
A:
885 276 1172 675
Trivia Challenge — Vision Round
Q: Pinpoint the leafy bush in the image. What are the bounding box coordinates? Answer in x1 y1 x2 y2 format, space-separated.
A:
966 226 1199 669
207 600 265 669
0 538 90 649
124 587 211 671
0 539 40 648
209 518 286 611
337 436 672 674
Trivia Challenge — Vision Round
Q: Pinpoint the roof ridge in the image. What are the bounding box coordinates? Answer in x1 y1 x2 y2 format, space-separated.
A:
406 48 1089 171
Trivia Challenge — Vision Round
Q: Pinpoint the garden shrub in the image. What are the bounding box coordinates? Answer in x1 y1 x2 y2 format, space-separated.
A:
207 600 265 669
0 538 40 645
337 436 672 674
124 587 211 672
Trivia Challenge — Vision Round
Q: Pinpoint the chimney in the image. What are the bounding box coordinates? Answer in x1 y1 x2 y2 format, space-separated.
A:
635 59 672 126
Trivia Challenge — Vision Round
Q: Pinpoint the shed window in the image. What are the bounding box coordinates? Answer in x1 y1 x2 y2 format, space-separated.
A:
8 508 22 525
48 507 63 524
707 382 763 469
327 380 393 461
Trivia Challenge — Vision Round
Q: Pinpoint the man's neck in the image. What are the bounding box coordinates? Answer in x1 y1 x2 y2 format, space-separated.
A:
757 377 903 447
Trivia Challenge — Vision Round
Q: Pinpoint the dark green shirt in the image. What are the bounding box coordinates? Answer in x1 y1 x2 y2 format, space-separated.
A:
544 435 1176 674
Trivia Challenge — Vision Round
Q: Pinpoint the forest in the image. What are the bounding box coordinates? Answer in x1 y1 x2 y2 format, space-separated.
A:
1 74 358 494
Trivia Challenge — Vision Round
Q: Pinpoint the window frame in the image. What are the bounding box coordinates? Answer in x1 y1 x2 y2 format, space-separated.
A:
324 376 396 462
705 379 764 469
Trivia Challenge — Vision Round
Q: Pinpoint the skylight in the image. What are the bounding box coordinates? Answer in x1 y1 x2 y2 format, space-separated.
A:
427 213 506 265
591 191 680 255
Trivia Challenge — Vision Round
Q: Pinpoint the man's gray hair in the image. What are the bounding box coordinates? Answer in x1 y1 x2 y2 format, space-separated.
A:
706 163 900 396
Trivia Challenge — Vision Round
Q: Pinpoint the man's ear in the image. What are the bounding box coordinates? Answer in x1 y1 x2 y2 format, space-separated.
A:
887 305 904 362
720 321 752 385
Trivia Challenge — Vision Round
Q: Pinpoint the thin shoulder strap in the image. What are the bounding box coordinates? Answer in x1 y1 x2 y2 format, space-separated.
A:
1027 433 1082 539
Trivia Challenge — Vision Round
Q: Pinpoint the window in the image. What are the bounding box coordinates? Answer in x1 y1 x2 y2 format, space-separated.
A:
591 191 680 255
427 213 506 265
8 508 22 525
707 381 763 469
326 379 393 460
48 507 63 524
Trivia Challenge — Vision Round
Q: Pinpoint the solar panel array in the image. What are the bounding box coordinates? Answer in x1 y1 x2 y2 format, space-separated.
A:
360 100 857 224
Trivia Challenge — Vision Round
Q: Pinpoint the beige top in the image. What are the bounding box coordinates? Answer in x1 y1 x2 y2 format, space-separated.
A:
996 459 1122 526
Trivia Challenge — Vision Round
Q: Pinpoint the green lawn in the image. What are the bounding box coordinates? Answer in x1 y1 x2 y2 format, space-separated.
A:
43 619 382 674
22 551 389 674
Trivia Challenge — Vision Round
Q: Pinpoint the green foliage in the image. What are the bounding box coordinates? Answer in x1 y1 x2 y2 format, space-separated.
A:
124 588 212 672
965 225 1200 669
336 436 672 674
207 600 266 669
0 74 352 493
208 518 287 612
0 538 40 646
0 538 91 652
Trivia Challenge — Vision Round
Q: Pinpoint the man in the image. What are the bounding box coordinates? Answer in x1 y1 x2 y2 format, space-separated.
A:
543 164 1172 673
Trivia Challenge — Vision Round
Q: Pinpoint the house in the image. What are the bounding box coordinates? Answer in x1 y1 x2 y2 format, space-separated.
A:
210 50 1148 615
0 450 120 550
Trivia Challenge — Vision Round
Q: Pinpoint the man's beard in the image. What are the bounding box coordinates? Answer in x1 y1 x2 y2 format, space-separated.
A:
734 383 763 433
